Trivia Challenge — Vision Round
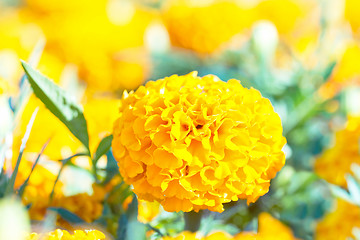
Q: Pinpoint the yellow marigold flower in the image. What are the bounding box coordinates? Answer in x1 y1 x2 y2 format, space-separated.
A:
83 97 120 153
112 72 286 213
13 159 63 221
319 42 360 99
345 0 360 35
161 231 233 240
32 1 153 92
316 199 360 240
26 229 106 240
13 95 120 163
138 199 161 223
314 116 360 187
53 184 105 223
161 214 297 239
13 95 82 161
254 0 308 35
162 0 254 54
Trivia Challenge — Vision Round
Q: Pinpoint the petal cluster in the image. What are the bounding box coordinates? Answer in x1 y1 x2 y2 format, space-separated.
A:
26 229 106 240
315 116 360 187
112 72 286 212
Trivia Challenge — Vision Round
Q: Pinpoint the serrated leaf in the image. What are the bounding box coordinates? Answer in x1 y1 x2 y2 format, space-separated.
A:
93 135 113 164
48 207 84 223
21 60 90 153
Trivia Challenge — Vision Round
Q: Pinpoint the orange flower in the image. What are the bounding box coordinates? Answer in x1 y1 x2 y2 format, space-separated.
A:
112 72 286 213
316 199 360 240
314 116 360 187
160 213 297 239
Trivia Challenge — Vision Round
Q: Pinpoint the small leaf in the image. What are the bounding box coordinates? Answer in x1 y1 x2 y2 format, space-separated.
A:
117 214 128 240
93 135 113 165
103 151 119 185
323 61 337 81
18 139 49 197
5 108 38 196
21 60 90 153
346 174 360 205
48 207 84 223
330 184 354 204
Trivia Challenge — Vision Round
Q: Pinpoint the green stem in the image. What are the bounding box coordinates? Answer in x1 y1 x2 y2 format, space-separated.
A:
184 211 202 232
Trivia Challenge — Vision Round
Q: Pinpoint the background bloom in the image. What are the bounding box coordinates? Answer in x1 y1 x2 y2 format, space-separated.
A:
26 229 106 240
314 116 360 187
112 72 286 213
315 199 360 240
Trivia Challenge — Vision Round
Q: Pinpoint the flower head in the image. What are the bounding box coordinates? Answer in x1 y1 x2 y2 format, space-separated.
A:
26 229 106 240
112 72 286 212
316 199 360 240
160 213 297 239
315 116 360 187
162 0 254 54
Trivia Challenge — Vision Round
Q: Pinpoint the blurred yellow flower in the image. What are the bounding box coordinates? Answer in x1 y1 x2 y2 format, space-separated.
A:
345 0 360 35
162 0 254 54
83 97 120 153
31 1 153 92
254 0 308 35
112 72 286 213
26 229 106 240
315 116 360 187
138 199 161 223
14 159 62 221
316 199 360 240
13 95 82 162
319 42 360 99
161 231 233 240
161 213 296 239
53 183 106 223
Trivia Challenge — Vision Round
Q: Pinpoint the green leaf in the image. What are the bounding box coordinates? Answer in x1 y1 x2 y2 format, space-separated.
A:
323 61 337 81
125 195 146 240
330 184 354 204
5 108 38 196
103 151 119 185
346 174 360 205
48 207 84 223
21 60 90 154
93 135 113 165
18 139 49 197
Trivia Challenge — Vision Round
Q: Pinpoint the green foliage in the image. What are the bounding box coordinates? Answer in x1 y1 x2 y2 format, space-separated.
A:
21 61 90 154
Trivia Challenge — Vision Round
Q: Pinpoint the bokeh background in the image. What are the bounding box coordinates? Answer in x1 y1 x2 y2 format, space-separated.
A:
1 0 360 239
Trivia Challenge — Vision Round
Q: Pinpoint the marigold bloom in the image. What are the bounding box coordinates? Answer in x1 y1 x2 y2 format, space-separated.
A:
31 1 153 92
112 72 286 213
162 0 254 54
138 199 161 223
26 229 106 240
345 0 360 35
315 116 360 187
316 199 360 240
319 42 360 99
160 213 296 239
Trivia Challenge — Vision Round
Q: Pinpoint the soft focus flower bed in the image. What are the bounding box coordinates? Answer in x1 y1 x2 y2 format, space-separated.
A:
1 0 360 239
